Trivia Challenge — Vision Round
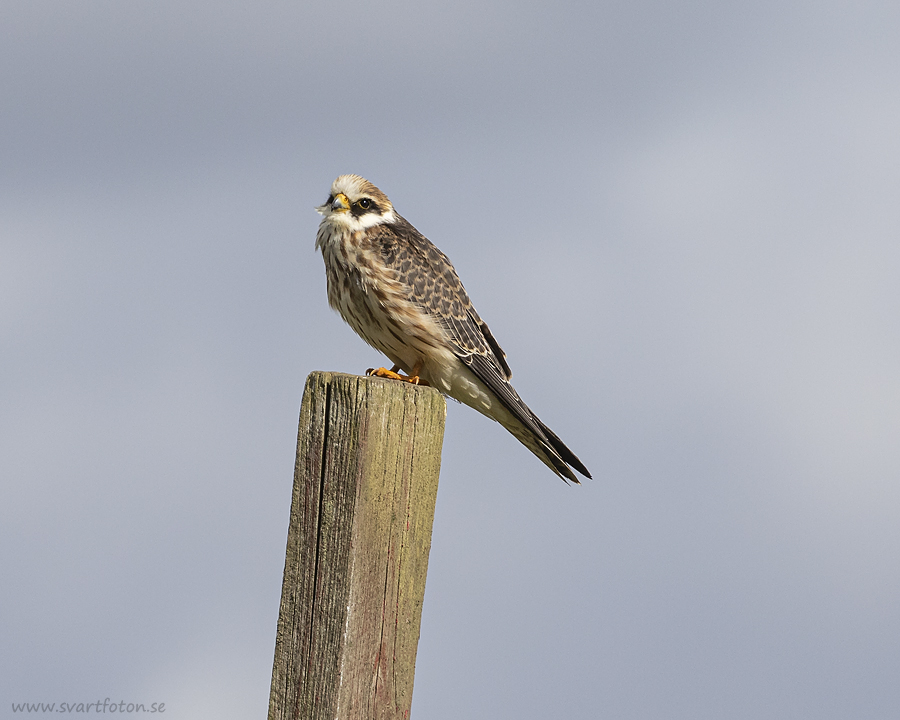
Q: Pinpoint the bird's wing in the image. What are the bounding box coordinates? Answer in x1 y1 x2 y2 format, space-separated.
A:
371 218 555 433
371 217 512 377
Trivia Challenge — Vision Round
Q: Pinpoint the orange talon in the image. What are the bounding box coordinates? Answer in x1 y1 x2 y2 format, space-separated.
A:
366 367 405 381
364 364 430 387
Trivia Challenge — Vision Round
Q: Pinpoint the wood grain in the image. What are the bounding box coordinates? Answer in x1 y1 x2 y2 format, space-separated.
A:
269 371 446 720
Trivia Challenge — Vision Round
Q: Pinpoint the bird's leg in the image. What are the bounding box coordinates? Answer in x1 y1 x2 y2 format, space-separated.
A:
406 360 428 386
365 362 429 386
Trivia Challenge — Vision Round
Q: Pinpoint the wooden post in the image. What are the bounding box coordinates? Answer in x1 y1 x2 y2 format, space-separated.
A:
268 371 446 720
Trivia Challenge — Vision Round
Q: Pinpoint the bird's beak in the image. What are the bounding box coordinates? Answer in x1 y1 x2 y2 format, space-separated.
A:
315 192 351 216
331 193 350 212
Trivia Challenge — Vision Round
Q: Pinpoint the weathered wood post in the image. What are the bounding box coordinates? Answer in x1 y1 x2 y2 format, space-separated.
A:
268 371 446 720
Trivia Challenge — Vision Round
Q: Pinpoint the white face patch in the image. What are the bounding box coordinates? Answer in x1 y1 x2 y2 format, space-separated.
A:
352 209 395 230
320 208 396 232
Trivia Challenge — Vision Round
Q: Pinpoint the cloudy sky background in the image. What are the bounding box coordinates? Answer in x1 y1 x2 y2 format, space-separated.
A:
3 1 899 717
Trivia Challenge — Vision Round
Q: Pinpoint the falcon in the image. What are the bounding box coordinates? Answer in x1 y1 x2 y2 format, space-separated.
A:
314 174 591 483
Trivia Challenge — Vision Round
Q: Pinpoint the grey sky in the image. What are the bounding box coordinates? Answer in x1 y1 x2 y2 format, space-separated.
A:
3 1 899 718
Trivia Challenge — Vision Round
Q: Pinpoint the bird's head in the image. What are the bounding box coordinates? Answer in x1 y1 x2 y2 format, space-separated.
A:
316 174 396 232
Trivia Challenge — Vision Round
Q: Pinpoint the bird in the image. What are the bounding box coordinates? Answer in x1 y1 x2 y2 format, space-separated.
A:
314 174 591 483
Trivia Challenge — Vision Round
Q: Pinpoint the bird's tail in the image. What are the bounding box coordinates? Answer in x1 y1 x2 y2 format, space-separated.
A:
503 415 592 484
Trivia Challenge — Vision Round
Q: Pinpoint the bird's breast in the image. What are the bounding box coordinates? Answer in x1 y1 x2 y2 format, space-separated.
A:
317 222 454 374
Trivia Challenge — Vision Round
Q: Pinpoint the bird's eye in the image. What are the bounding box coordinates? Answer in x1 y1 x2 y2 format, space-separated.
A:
357 198 372 210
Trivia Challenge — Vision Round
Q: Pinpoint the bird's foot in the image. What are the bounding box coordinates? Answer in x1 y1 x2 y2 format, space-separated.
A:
365 366 429 386
366 366 405 381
